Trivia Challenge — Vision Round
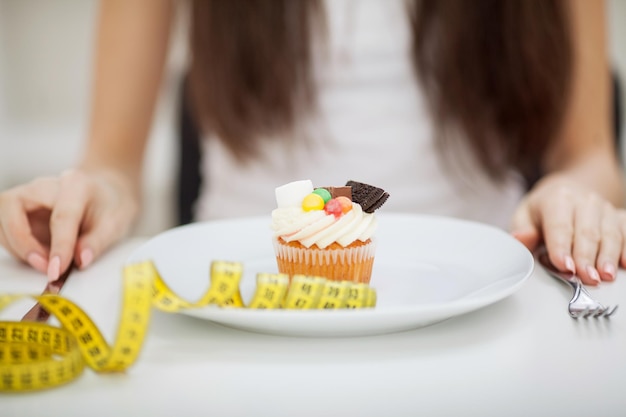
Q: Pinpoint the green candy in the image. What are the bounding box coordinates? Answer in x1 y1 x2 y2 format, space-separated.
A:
312 188 332 203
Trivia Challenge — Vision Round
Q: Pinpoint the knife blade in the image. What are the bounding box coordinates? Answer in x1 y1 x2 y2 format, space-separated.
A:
21 262 74 322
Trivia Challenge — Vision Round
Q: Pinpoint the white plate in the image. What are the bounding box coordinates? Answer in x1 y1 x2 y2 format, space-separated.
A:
127 213 534 337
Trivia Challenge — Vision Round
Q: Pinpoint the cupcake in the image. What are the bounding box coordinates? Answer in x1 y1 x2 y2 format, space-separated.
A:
271 179 389 284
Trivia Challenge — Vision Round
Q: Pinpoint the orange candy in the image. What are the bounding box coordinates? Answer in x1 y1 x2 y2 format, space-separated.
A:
336 196 352 214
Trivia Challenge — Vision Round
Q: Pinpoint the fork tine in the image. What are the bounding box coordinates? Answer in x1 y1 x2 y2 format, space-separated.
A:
592 307 607 318
582 307 596 319
570 307 587 319
603 305 619 318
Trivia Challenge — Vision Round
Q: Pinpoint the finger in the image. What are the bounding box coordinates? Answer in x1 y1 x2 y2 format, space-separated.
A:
0 228 23 261
47 173 91 281
0 228 47 274
0 231 48 275
0 189 54 272
572 194 603 285
595 203 622 281
0 202 49 261
537 189 576 274
510 200 541 251
74 210 134 270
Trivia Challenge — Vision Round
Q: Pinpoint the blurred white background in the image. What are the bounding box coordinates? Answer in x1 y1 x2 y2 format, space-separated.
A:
0 0 625 237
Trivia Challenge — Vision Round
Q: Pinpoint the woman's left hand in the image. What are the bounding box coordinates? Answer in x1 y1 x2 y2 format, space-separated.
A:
511 177 625 285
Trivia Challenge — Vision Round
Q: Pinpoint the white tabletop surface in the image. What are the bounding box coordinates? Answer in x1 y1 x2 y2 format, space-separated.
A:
1 238 625 417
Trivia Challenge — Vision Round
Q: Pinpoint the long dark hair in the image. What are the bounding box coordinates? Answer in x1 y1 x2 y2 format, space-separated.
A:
188 0 572 182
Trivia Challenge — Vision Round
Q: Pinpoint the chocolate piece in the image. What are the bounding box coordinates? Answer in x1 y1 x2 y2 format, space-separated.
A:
345 180 390 213
322 186 352 200
365 192 389 213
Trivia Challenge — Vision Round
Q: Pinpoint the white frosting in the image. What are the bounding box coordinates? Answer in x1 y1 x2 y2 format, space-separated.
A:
271 202 376 249
271 208 327 236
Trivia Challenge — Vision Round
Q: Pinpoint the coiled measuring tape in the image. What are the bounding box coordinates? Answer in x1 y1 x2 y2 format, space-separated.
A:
1 260 376 392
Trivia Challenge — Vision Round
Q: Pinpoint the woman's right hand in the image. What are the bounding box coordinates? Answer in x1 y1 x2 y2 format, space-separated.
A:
0 169 139 281
0 0 174 281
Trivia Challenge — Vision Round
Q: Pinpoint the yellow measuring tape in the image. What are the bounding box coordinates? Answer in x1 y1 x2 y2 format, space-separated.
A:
0 260 376 392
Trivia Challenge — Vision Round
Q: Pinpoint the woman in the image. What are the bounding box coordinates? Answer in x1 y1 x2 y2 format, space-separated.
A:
0 0 623 286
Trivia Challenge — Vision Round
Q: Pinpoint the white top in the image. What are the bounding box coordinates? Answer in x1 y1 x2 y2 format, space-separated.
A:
195 0 525 230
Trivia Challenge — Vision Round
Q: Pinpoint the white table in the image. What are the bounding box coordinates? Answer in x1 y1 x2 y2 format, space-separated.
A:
1 238 625 417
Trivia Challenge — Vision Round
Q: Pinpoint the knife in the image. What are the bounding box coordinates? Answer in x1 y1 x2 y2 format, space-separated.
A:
21 262 74 322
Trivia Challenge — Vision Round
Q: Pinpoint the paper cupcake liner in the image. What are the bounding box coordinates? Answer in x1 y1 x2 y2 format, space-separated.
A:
273 238 376 283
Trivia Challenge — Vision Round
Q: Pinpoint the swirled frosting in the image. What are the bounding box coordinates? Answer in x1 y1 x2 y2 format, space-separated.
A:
271 180 379 249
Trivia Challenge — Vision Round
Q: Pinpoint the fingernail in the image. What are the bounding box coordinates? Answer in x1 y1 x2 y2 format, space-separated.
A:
586 265 601 283
512 230 529 238
80 248 93 269
602 262 616 281
47 256 61 282
27 253 48 274
564 255 576 273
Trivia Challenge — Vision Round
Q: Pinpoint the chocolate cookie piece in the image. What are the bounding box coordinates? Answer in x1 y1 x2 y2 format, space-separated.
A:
365 192 389 213
346 180 390 213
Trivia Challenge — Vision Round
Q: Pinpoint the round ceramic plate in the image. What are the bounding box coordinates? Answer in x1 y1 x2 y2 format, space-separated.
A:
127 213 534 337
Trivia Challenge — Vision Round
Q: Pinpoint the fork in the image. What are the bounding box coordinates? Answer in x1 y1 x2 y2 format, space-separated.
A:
21 262 74 322
537 251 618 319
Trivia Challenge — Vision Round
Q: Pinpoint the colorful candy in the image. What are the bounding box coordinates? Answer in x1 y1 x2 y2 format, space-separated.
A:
312 188 332 203
324 198 343 217
335 196 352 214
302 193 325 211
300 188 353 217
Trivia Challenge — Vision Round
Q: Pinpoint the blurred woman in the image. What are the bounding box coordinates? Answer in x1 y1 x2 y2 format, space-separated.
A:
0 0 623 286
